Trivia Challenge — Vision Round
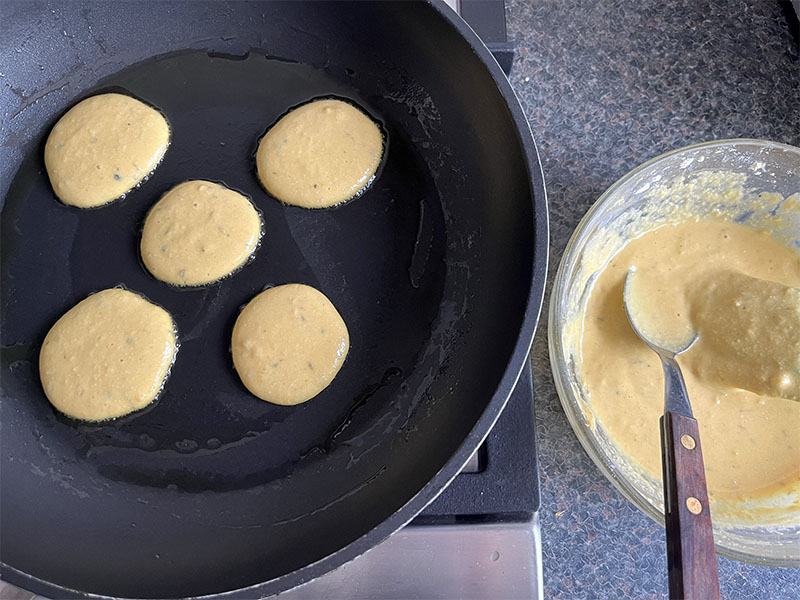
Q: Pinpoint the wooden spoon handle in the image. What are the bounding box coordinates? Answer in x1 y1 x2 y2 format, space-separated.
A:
660 411 720 600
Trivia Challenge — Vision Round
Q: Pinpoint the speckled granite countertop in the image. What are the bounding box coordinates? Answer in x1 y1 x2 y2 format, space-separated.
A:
505 0 800 598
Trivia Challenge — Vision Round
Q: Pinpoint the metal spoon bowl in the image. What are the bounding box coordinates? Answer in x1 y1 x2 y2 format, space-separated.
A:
623 267 698 417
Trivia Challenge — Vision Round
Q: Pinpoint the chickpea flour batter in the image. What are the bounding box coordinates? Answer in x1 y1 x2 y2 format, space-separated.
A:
44 93 170 208
39 288 178 422
256 99 383 208
232 284 349 405
141 180 262 286
580 220 800 515
689 271 799 402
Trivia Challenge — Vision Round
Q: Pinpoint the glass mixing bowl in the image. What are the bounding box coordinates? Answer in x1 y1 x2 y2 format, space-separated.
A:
548 139 800 567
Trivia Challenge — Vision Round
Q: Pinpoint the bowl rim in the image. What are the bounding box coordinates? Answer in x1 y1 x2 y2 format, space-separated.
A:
548 137 800 568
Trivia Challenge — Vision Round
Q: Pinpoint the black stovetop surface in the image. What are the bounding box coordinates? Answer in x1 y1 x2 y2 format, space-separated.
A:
418 361 539 520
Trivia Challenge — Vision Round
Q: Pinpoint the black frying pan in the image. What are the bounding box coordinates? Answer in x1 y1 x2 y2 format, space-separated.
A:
0 2 548 598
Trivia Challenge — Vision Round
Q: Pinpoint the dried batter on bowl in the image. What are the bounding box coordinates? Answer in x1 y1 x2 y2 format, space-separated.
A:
39 288 178 422
231 284 349 405
141 180 262 286
256 99 383 208
44 93 170 208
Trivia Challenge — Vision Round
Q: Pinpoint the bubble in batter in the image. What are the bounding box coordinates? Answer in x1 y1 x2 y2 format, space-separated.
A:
231 284 349 405
256 98 383 208
39 288 178 422
141 180 262 286
44 93 170 208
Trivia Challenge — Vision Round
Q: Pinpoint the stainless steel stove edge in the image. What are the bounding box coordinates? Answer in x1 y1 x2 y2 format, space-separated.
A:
274 513 543 600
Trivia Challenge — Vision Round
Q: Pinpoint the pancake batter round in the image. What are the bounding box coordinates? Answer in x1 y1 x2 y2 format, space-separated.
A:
256 99 383 208
44 93 170 208
141 180 262 286
39 288 178 421
232 283 349 405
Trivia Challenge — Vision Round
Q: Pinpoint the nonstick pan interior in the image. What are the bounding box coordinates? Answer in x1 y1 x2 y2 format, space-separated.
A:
0 2 547 598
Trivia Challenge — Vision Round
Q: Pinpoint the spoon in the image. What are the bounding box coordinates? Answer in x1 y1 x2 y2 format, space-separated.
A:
624 267 720 600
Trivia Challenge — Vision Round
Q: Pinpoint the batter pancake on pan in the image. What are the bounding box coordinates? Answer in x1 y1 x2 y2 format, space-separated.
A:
39 288 178 421
44 93 170 208
141 180 262 287
231 283 349 405
256 98 383 208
